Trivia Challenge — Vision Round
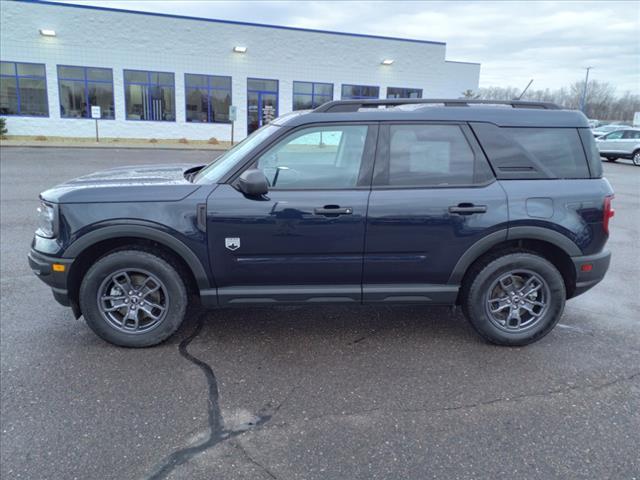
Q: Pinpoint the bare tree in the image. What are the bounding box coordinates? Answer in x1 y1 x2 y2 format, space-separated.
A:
477 80 639 122
461 89 480 99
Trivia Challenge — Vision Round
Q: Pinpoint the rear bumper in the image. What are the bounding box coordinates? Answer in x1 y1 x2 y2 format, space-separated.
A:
571 250 611 298
28 248 74 307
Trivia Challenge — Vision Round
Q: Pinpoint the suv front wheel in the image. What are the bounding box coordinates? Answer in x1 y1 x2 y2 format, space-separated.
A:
462 252 566 346
79 249 188 347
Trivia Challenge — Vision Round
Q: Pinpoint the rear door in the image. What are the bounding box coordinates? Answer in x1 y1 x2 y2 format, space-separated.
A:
363 122 508 303
207 123 377 305
621 129 640 154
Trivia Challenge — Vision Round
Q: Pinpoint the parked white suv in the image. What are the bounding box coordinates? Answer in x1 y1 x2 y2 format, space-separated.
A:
596 128 640 166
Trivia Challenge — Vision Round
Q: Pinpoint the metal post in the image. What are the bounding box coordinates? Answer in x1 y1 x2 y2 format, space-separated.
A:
95 119 99 142
580 67 593 113
231 121 234 146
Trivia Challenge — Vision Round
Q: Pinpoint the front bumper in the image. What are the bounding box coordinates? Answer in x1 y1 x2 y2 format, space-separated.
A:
571 250 611 298
28 248 74 306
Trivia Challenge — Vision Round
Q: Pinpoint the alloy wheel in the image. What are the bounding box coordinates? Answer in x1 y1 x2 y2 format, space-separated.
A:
97 269 169 334
485 269 550 332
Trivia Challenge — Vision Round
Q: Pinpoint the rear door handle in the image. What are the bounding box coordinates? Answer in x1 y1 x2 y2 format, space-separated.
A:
448 204 487 215
314 205 353 216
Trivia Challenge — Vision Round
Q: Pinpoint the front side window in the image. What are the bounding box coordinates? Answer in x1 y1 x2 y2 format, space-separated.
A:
603 131 625 140
124 70 175 121
0 61 48 116
292 81 333 110
185 74 231 123
58 66 114 119
253 125 369 189
376 124 492 187
505 128 589 178
387 87 422 99
341 84 379 100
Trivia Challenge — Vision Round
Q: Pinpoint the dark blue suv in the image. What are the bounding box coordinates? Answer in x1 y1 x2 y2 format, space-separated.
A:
28 99 614 347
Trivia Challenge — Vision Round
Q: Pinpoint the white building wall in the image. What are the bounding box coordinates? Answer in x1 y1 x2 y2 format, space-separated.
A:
0 1 481 140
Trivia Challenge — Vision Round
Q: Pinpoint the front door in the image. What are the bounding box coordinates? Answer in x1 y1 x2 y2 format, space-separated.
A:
207 123 378 305
247 78 278 135
363 123 507 303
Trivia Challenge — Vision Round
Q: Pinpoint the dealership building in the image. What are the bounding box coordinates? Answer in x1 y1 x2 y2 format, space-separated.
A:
0 0 481 141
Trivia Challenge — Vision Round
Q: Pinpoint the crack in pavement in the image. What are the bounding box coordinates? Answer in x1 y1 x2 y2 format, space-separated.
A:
230 441 278 479
145 314 281 480
300 371 640 423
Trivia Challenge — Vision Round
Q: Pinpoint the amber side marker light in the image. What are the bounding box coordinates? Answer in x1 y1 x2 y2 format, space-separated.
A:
52 264 66 272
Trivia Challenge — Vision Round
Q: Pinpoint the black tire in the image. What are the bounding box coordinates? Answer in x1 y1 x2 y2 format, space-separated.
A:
79 249 187 347
603 156 616 162
461 251 566 346
632 150 640 167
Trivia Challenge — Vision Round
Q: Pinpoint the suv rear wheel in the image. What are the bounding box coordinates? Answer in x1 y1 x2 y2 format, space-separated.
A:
79 249 187 347
462 252 566 346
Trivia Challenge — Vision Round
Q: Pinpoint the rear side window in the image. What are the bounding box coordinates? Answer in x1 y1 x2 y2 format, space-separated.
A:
504 128 589 178
376 124 493 187
578 128 602 178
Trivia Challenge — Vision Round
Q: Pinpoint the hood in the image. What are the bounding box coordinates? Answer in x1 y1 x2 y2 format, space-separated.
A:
41 164 205 203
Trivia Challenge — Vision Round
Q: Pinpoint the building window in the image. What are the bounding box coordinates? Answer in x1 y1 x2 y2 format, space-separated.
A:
292 81 333 110
185 74 232 123
0 61 48 116
387 87 423 99
124 70 175 121
58 66 114 119
341 84 379 100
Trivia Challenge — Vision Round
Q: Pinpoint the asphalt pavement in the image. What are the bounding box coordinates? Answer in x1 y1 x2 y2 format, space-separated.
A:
1 147 639 480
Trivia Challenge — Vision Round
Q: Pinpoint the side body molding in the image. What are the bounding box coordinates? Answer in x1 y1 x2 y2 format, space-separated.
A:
447 226 581 284
63 224 212 291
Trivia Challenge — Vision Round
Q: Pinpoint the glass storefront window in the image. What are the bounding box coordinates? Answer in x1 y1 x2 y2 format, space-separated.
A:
185 74 231 123
124 70 175 121
58 66 114 119
0 61 49 116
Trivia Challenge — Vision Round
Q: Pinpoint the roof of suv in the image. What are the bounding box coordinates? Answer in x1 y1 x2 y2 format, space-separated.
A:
275 99 590 128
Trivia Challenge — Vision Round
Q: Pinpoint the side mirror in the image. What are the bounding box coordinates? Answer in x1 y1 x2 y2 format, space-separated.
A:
238 169 269 196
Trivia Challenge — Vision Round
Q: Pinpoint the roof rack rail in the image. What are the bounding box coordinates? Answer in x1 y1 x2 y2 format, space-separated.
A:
313 98 562 113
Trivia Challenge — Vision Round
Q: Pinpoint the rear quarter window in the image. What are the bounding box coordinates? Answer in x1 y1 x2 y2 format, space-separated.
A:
503 127 590 178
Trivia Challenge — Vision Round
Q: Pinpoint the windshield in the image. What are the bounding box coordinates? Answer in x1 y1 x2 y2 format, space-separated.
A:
194 124 280 183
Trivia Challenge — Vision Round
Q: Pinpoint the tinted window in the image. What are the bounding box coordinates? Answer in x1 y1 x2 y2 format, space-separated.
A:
622 130 640 139
387 87 422 99
341 84 379 99
378 125 492 187
0 61 48 116
254 125 369 189
248 78 278 92
578 129 602 178
185 74 231 123
505 128 589 178
58 65 115 119
124 70 175 121
292 81 333 110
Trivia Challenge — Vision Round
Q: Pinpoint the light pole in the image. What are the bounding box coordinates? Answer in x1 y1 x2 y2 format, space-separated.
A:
580 66 593 113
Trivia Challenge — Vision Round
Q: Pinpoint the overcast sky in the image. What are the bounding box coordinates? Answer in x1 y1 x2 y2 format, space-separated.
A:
56 0 639 93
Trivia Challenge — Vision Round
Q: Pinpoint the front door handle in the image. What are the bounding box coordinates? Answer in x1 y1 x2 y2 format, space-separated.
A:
314 205 353 216
448 204 487 215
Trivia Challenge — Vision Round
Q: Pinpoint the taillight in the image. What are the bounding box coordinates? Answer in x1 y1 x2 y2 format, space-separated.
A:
603 195 615 234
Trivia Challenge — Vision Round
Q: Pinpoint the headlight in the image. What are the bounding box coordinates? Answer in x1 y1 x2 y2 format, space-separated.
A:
36 201 56 238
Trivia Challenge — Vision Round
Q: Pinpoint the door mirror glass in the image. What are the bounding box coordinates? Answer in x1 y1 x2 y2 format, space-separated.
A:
238 169 269 196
